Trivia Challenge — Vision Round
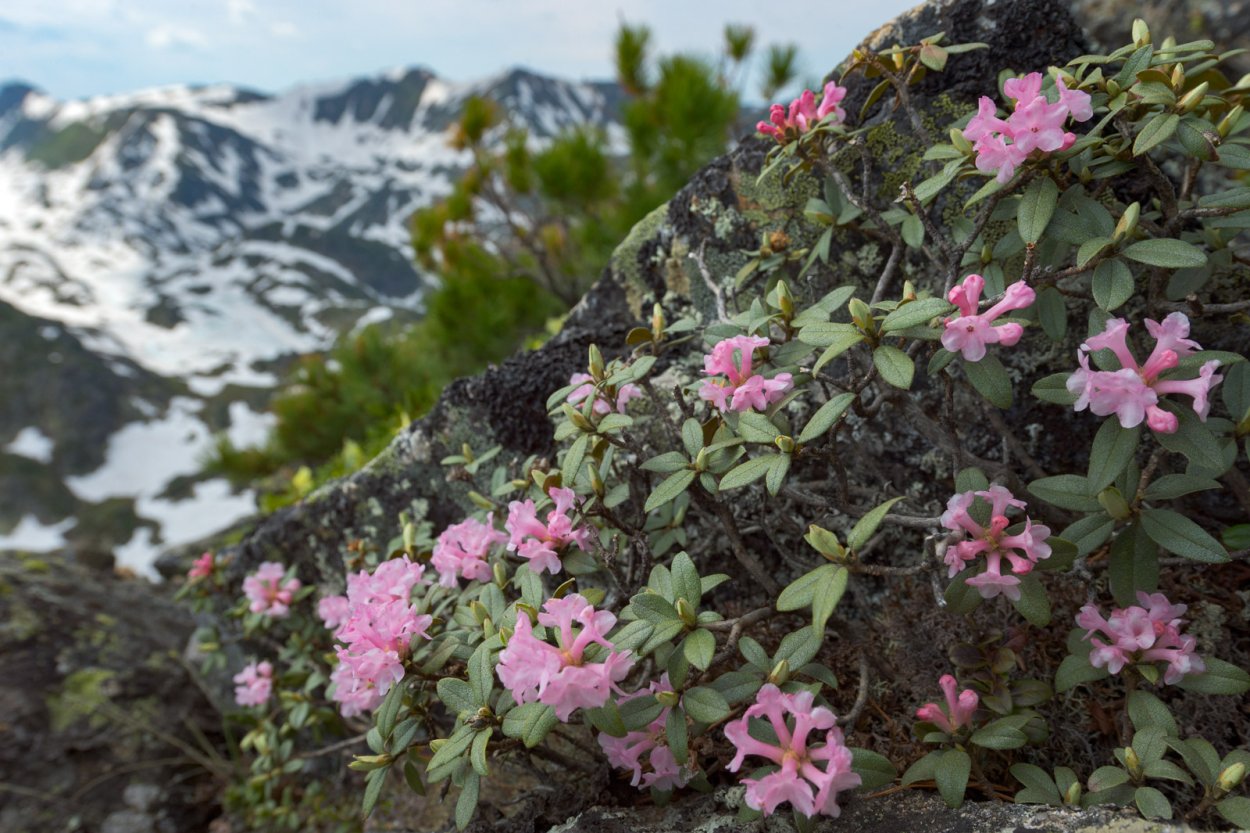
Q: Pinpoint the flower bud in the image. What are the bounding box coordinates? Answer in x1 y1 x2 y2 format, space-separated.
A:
1125 746 1143 780
950 127 973 154
652 303 666 340
1098 486 1133 521
1063 781 1082 805
553 578 577 599
588 344 606 381
469 600 489 624
775 279 795 319
563 403 594 432
402 520 418 551
775 435 796 454
892 51 906 71
805 524 847 562
768 659 791 685
656 690 680 708
493 561 508 588
1177 81 1208 114
1219 105 1244 138
468 490 495 511
849 298 875 334
1132 18 1150 46
588 464 605 498
1106 79 1121 98
694 447 709 472
675 597 698 628
498 625 513 645
1217 762 1247 794
1113 202 1140 242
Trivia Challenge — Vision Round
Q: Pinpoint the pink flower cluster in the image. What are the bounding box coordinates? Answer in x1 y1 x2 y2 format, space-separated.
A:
1077 592 1205 685
1068 312 1223 434
505 487 591 575
319 556 433 717
567 372 642 416
941 485 1052 601
963 72 1092 182
188 551 215 581
233 660 273 707
242 561 301 618
725 684 861 818
757 81 848 142
698 335 793 413
598 676 693 791
941 274 1035 362
432 515 505 587
496 594 634 721
915 675 979 734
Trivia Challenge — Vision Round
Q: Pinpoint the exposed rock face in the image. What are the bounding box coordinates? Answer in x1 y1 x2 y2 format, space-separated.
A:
0 553 220 833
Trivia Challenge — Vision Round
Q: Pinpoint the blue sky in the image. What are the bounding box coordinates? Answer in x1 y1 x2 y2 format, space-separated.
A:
0 0 922 100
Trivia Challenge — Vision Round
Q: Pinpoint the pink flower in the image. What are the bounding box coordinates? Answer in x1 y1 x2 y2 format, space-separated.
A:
233 660 273 707
941 485 1051 601
505 487 591 575
915 674 980 734
496 594 634 721
242 562 301 618
567 372 643 416
1067 313 1222 434
188 551 215 581
963 72 1092 182
725 684 861 818
599 675 694 791
432 515 506 587
757 82 849 143
941 274 1035 362
322 556 433 717
698 335 793 413
1077 592 1205 685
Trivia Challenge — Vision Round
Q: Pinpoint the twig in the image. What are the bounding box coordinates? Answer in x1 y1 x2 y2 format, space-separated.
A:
838 653 872 727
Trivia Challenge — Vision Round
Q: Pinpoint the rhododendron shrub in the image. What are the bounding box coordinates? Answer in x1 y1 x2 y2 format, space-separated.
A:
178 18 1250 832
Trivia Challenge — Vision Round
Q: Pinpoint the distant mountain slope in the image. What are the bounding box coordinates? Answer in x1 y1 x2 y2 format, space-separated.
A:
0 67 622 573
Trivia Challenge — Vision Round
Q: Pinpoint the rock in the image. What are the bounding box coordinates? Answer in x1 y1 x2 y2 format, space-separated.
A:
0 553 220 833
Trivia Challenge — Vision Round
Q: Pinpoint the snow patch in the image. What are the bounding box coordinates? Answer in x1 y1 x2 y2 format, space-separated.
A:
5 426 55 463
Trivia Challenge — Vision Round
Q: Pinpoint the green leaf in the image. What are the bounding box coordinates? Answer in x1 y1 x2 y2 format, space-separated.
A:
1139 508 1229 563
971 716 1029 750
901 750 942 786
848 497 904 551
561 434 589 486
777 563 840 612
377 678 406 738
881 297 954 332
455 771 480 830
1087 420 1140 492
683 686 731 724
1036 286 1067 342
797 393 856 444
437 675 480 715
1018 177 1059 243
1127 690 1178 736
774 626 823 669
1142 473 1221 501
631 592 681 624
718 455 777 491
666 706 689 764
736 412 782 443
764 453 791 496
470 729 490 776
1133 112 1179 156
812 566 849 632
964 354 1013 408
362 765 389 819
1032 372 1078 405
620 694 665 731
1121 238 1207 268
710 669 764 704
1134 786 1172 820
1010 763 1061 805
1154 409 1230 473
403 761 425 795
670 551 701 606
1177 657 1250 695
935 748 971 809
1055 653 1109 693
873 345 915 389
1108 523 1158 608
1011 573 1051 627
681 418 703 457
1028 475 1101 512
641 451 690 474
468 643 493 707
798 321 862 348
1088 764 1130 793
851 748 898 789
1077 236 1112 268
682 629 716 671
1217 796 1250 829
1092 259 1134 311
943 566 983 615
913 158 963 203
645 470 696 513
427 725 475 773
500 702 557 747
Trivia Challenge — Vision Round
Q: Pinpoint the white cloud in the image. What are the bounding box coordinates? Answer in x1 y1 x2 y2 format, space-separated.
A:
145 22 206 50
226 0 256 26
270 20 299 39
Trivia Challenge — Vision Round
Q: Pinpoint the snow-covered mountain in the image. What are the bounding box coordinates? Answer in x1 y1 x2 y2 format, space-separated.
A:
0 67 622 574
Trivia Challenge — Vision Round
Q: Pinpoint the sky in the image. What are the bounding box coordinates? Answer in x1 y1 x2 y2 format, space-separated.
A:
0 0 922 101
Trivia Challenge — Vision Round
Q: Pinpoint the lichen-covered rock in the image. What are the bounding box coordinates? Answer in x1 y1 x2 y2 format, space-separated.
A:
0 553 219 833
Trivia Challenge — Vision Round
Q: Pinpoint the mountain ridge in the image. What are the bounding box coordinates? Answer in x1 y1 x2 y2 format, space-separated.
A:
0 63 623 573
